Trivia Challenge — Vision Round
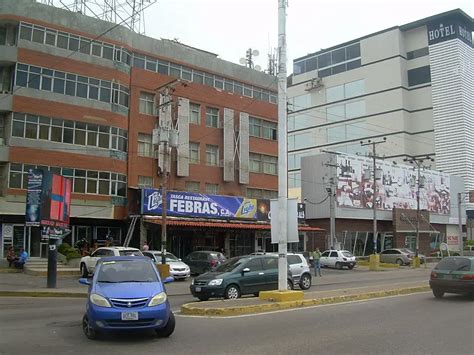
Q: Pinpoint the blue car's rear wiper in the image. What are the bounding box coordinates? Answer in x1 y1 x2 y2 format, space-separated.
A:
97 280 119 283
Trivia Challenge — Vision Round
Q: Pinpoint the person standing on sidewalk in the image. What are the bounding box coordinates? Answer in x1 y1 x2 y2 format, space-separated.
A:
312 248 322 277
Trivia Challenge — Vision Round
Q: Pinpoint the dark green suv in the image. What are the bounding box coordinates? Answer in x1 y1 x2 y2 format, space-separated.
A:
190 255 294 301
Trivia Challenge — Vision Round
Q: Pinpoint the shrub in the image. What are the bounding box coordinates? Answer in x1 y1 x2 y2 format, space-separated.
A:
58 242 81 260
466 240 474 246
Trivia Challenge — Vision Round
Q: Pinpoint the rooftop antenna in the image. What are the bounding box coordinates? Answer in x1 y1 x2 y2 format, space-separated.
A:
239 48 260 69
37 0 157 35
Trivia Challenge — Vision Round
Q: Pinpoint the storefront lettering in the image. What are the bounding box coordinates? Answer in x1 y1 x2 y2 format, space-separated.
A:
169 199 219 215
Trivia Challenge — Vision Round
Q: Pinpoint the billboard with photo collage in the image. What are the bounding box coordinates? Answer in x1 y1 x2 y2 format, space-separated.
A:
336 154 450 215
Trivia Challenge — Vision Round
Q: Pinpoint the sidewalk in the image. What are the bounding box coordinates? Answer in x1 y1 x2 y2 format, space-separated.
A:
0 271 193 297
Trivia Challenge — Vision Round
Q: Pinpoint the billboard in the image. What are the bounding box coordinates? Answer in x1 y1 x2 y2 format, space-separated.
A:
25 169 44 227
40 171 72 229
141 189 258 220
336 155 450 215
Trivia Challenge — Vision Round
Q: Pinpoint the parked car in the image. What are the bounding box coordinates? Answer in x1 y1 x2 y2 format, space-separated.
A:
183 251 226 275
429 256 474 298
380 248 426 266
80 247 142 277
190 255 294 301
320 250 357 269
264 252 312 290
142 250 190 280
79 256 175 340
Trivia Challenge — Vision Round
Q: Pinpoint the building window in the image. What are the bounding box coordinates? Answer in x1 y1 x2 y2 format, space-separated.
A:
205 145 219 166
249 117 277 140
137 133 153 157
190 103 201 124
8 163 126 196
327 79 364 103
246 188 278 199
205 183 219 194
407 47 429 60
185 181 200 193
408 66 431 87
288 171 301 188
15 63 129 110
189 142 200 164
10 112 127 153
289 94 311 111
138 175 153 188
206 107 219 128
249 153 277 175
139 92 155 115
19 22 131 66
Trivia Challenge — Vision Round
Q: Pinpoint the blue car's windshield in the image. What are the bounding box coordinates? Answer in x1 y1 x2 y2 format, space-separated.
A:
97 260 159 283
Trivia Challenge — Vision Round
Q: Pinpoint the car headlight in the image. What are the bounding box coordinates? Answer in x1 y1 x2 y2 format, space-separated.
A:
148 292 167 307
191 278 194 285
208 279 223 286
90 293 111 308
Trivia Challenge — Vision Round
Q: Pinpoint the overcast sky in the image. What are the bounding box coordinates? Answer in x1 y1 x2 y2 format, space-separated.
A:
143 0 472 73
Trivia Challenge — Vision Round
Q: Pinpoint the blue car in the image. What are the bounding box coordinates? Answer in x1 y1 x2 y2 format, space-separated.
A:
79 256 175 340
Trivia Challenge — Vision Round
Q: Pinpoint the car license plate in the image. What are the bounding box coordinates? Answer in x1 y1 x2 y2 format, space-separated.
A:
121 312 138 321
195 287 201 292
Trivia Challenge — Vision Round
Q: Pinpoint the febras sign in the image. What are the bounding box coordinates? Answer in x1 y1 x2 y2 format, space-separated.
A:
427 16 473 47
141 188 258 220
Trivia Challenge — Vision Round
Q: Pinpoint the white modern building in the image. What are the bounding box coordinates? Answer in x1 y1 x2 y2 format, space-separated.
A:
287 9 473 208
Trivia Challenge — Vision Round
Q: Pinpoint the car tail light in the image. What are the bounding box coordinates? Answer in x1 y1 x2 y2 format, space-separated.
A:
430 272 437 279
461 274 474 280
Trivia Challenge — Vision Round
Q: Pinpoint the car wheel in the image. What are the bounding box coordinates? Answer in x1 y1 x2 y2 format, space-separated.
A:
432 289 444 299
287 280 294 290
80 263 88 278
335 262 342 270
82 315 97 340
299 273 312 290
198 296 209 301
348 264 354 270
225 285 241 299
396 259 404 266
156 312 175 338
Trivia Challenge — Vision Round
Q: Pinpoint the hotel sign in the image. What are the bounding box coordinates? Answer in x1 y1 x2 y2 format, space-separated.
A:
427 15 473 47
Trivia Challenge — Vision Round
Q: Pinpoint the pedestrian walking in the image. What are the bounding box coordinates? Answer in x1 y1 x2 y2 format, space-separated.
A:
6 246 17 267
312 248 322 277
13 248 29 269
142 242 149 251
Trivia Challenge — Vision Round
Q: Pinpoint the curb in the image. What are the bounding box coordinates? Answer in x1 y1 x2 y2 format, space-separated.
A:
0 291 87 298
180 286 431 317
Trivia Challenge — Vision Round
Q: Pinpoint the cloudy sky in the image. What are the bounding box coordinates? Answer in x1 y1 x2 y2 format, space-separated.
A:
143 0 472 73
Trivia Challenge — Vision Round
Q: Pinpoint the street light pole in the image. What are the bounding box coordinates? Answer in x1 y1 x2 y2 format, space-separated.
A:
360 138 386 255
161 140 168 265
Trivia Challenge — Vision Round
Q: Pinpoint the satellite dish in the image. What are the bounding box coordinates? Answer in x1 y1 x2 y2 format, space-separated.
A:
255 65 262 71
252 49 260 56
239 58 247 65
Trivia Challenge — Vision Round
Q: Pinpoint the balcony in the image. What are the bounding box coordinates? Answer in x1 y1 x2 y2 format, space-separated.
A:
0 92 12 112
0 138 8 162
0 45 17 64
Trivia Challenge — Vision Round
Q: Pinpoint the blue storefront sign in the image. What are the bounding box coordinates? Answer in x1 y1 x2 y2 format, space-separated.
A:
141 189 258 220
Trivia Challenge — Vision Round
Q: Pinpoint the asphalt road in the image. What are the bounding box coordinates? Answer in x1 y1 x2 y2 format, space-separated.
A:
1 292 472 354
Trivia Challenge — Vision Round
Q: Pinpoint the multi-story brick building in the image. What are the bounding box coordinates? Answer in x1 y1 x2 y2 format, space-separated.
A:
0 0 309 259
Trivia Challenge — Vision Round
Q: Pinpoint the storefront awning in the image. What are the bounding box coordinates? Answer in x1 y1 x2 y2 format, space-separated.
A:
144 217 324 232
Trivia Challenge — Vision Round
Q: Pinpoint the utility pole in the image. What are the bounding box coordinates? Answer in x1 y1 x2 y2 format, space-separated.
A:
323 156 338 249
153 81 180 266
458 192 463 256
277 0 288 292
361 138 386 257
404 155 434 266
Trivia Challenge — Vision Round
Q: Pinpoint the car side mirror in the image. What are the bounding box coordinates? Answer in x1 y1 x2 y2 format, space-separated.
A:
79 278 91 286
163 276 174 284
242 267 250 274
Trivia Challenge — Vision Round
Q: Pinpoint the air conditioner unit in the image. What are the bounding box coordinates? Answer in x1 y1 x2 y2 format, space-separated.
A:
304 77 323 91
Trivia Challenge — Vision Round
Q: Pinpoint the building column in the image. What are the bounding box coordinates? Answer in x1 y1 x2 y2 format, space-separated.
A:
224 232 231 257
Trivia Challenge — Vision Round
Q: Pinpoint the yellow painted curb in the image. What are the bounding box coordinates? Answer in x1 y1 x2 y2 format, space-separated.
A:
259 290 304 302
180 286 431 317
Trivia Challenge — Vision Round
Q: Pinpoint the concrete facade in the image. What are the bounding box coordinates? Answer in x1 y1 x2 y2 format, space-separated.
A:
287 9 473 210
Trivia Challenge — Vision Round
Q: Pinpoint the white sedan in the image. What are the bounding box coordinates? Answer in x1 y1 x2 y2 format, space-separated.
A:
320 250 357 269
143 251 191 280
80 247 142 277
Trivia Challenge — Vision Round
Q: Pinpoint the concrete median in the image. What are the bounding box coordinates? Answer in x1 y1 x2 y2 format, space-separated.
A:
181 284 431 317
